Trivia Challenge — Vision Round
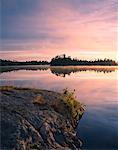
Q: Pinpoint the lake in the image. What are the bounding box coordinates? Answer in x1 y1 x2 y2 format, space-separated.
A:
0 66 118 149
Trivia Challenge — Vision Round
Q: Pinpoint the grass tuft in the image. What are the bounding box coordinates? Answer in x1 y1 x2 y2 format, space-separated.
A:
33 95 45 105
62 88 85 127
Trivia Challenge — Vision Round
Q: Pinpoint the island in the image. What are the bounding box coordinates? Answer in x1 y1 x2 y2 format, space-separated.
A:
50 55 118 66
0 86 85 149
0 54 118 67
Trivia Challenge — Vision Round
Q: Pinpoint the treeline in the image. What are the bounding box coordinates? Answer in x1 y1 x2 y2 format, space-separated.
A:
50 54 118 66
0 54 118 66
0 59 49 66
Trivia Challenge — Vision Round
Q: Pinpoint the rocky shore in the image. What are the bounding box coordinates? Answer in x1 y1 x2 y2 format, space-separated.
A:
0 86 85 150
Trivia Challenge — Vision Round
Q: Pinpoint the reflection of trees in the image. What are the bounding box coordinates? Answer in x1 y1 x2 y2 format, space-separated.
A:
50 68 79 77
0 66 49 74
0 66 117 77
50 67 116 77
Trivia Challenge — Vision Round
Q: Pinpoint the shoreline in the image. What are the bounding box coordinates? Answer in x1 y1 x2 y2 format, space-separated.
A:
0 65 118 67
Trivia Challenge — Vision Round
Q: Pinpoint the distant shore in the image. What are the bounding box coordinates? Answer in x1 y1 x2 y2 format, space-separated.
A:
1 55 118 67
1 65 118 68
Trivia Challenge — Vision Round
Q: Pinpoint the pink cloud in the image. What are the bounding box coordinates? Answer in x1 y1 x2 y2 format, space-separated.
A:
1 0 117 61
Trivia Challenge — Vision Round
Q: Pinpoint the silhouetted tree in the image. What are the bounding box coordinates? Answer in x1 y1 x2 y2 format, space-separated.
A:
50 55 118 66
0 55 117 66
0 59 49 66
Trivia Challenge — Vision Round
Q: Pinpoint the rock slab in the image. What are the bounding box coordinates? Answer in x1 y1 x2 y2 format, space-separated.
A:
0 86 84 150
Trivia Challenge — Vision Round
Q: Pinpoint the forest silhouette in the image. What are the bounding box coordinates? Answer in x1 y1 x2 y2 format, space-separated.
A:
50 54 117 66
0 54 118 66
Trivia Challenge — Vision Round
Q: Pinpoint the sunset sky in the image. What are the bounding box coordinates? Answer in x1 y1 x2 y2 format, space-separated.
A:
1 0 118 61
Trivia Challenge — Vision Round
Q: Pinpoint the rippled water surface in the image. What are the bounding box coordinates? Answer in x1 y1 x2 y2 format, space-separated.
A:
0 66 118 149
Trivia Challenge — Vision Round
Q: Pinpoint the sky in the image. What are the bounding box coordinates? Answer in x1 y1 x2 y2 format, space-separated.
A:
1 0 118 61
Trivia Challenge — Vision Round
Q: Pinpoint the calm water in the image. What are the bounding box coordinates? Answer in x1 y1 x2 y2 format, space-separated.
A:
0 66 118 149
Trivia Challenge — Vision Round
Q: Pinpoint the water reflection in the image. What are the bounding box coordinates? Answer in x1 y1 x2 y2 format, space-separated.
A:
0 66 117 77
0 66 49 73
0 66 118 149
50 66 116 77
